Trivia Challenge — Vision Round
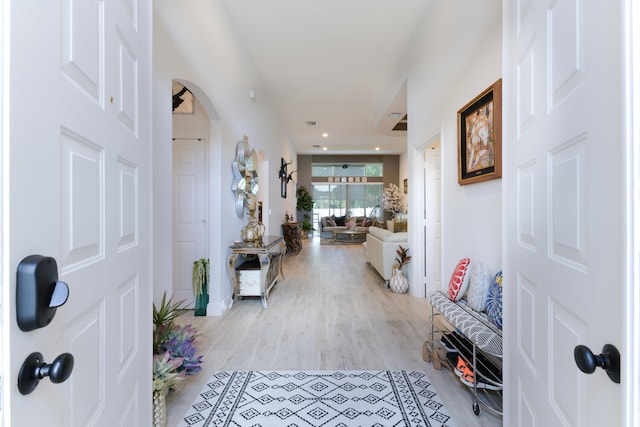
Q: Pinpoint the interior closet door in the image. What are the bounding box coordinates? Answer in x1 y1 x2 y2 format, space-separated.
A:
173 138 208 304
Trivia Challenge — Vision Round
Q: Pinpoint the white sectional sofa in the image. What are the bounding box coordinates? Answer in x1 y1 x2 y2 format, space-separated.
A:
363 226 409 280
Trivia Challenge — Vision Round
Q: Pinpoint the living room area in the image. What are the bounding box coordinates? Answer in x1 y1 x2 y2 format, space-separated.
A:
294 156 406 237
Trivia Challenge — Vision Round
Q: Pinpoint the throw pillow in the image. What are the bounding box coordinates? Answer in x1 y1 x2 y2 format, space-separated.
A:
486 271 503 329
448 258 471 301
327 218 337 227
466 263 491 311
335 216 346 226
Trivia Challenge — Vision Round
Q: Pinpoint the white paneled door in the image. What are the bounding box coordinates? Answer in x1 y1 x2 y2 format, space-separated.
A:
3 0 151 425
173 138 208 304
504 0 627 425
423 144 441 296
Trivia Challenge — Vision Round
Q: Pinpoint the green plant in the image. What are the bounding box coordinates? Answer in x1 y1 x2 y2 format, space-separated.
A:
192 258 209 297
153 292 186 353
152 293 203 391
296 185 314 230
153 351 185 391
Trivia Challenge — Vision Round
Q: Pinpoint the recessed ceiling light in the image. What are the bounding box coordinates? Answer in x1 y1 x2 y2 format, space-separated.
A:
322 132 328 138
375 147 380 151
322 147 328 151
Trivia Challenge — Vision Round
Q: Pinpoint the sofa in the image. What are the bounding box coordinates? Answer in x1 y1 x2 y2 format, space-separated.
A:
321 215 365 233
362 226 409 281
320 215 383 234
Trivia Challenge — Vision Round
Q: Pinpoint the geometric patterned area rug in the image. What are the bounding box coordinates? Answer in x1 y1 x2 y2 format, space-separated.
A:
177 370 456 426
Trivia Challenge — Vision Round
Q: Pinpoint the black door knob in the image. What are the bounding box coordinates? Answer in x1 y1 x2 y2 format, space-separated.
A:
574 344 620 384
18 352 74 395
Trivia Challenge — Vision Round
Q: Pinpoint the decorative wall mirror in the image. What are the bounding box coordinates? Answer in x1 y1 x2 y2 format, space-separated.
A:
232 136 259 217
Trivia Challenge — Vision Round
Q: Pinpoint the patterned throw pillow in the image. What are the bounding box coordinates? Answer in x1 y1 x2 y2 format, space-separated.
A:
466 263 491 311
486 271 503 329
448 258 471 301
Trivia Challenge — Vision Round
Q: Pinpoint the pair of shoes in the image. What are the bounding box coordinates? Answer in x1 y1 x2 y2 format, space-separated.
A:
459 373 503 390
454 355 501 390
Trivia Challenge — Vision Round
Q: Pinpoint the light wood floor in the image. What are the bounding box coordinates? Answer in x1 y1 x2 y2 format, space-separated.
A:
166 237 502 426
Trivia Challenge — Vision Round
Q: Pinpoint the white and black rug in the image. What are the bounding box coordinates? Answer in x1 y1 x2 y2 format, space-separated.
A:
177 370 456 427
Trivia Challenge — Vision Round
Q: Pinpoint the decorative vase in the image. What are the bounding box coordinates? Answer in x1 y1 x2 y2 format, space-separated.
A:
152 389 168 427
389 266 409 293
386 220 395 232
195 289 209 316
241 215 266 246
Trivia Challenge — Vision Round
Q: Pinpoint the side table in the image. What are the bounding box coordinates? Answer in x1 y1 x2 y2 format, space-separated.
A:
281 222 302 253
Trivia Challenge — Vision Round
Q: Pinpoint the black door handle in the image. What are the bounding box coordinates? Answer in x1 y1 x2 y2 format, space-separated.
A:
574 344 620 384
18 352 74 395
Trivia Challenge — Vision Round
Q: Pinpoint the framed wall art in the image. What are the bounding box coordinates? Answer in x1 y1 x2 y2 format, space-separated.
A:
458 79 502 185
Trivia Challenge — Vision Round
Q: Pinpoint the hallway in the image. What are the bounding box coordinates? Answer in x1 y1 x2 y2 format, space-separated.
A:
166 238 501 426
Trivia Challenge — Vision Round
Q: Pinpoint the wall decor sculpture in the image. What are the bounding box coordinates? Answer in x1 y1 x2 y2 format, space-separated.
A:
232 136 259 217
278 157 296 198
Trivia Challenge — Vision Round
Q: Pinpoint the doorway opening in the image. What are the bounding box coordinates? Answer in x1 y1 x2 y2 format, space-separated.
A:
422 138 442 297
171 81 210 305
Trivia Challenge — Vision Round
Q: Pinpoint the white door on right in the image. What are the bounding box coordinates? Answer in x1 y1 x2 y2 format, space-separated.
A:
424 144 441 296
504 0 626 425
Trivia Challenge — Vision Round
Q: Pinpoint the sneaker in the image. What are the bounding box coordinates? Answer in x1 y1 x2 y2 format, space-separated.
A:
445 351 458 374
459 373 503 390
440 333 458 352
455 355 473 379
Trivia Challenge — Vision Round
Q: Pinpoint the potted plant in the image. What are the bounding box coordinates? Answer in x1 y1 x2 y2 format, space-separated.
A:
296 185 314 238
389 245 411 293
192 258 209 316
152 292 204 426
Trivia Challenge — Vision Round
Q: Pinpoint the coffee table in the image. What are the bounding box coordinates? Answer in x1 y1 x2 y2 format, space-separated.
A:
333 229 368 243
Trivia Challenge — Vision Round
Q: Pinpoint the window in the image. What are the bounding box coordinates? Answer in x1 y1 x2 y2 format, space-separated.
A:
312 183 383 220
311 164 383 177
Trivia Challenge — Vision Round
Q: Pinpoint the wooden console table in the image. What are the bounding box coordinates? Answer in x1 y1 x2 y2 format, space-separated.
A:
281 222 302 253
227 236 286 308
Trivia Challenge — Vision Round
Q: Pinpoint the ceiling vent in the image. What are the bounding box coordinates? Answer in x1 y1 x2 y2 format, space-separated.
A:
306 121 318 126
392 114 408 131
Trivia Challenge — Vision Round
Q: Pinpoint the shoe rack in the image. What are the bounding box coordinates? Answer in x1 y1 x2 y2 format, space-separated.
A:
426 300 503 417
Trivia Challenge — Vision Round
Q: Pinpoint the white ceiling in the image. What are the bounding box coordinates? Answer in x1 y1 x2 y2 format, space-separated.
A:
220 0 430 155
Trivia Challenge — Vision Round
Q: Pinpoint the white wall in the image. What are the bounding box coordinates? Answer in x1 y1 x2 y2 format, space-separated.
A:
406 0 503 296
153 0 296 313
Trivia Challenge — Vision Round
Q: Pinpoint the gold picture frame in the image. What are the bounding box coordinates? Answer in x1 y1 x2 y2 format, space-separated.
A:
457 79 502 185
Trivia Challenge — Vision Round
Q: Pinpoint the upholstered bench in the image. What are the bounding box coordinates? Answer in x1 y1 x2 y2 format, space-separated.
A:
428 290 502 356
